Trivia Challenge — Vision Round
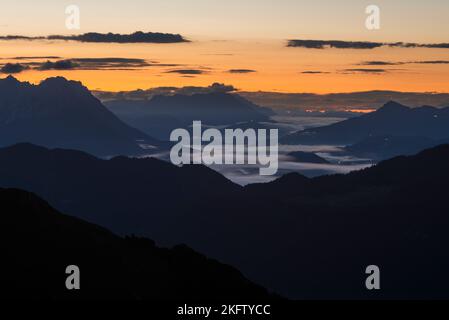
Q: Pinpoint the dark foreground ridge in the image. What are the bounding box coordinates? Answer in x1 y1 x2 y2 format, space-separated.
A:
2 143 449 298
0 187 274 300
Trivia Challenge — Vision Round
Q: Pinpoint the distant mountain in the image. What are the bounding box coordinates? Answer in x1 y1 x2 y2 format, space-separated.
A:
243 144 449 298
3 143 449 298
105 93 274 140
0 76 161 156
281 101 449 145
286 151 330 164
0 143 240 238
0 187 272 299
344 135 442 160
239 90 449 110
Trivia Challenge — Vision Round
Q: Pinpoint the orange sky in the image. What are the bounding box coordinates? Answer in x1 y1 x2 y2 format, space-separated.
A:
2 38 449 94
1 0 449 93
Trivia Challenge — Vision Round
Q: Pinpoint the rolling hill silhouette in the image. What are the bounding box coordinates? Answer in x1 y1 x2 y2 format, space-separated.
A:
281 101 449 145
0 76 161 156
1 187 273 300
105 93 274 140
1 143 449 298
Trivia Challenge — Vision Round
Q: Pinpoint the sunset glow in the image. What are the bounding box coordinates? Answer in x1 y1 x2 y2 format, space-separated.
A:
1 0 449 93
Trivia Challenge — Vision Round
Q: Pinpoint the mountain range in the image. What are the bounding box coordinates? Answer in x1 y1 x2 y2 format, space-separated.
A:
2 143 449 298
281 101 449 146
0 187 273 299
0 76 161 157
343 135 447 160
105 93 274 140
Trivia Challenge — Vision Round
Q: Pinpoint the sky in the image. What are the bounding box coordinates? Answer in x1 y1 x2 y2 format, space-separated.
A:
1 0 449 93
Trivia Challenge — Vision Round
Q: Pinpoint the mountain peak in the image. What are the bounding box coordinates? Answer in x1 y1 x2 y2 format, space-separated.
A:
0 76 156 156
0 75 24 88
377 101 410 113
39 76 85 90
5 74 19 82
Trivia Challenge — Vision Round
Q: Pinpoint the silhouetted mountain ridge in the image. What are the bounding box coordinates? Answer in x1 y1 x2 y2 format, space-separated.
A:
0 76 161 156
282 101 449 145
105 92 274 140
0 187 273 299
2 143 449 298
344 135 441 160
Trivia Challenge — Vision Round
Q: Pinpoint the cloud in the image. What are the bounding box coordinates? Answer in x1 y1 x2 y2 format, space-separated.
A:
358 61 404 66
301 71 330 74
0 35 45 40
388 42 449 49
228 69 257 74
11 56 61 60
207 83 236 93
342 68 388 74
166 69 207 75
359 60 449 66
288 39 449 50
0 63 30 74
94 83 237 101
414 60 449 64
288 40 383 49
0 31 188 43
70 58 151 69
3 57 181 72
35 58 157 71
38 60 79 70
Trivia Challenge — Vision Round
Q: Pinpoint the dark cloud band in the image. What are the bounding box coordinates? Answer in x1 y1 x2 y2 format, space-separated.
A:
0 63 30 74
342 68 388 74
228 69 257 74
0 31 188 44
301 71 330 74
166 69 207 75
288 39 449 50
359 60 449 66
0 57 159 73
93 83 237 101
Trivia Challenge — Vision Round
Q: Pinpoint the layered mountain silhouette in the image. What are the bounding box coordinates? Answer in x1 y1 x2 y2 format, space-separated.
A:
344 135 445 160
1 187 273 299
0 76 161 156
2 143 449 298
281 101 449 145
0 143 240 237
105 93 274 140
